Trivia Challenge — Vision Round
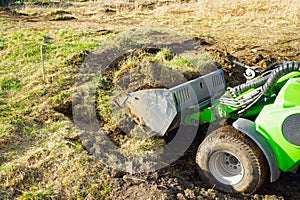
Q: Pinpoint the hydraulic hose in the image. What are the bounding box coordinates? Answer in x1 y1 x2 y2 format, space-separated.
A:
261 61 284 73
231 61 297 97
261 61 300 95
238 61 300 114
231 74 270 97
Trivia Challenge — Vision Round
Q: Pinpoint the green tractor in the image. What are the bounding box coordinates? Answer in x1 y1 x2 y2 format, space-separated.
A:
118 61 300 194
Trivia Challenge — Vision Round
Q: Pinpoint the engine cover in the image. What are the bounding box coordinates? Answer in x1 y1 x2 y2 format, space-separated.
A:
255 78 300 172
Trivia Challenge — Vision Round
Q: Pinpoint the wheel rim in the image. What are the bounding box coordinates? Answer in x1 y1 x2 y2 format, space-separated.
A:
209 151 244 185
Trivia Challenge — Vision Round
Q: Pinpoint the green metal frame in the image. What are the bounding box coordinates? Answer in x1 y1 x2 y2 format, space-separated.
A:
184 71 300 175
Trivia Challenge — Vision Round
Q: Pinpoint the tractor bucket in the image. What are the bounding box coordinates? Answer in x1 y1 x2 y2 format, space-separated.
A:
115 89 177 136
115 69 226 136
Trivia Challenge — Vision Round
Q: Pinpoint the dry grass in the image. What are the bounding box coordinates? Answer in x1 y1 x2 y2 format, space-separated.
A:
12 0 300 45
197 0 300 19
153 0 300 22
150 0 300 47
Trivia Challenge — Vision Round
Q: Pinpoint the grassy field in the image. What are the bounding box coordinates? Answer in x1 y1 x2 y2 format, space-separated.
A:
0 19 110 199
0 0 300 199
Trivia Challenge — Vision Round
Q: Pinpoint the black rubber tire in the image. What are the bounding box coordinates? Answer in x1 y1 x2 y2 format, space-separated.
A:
196 125 268 194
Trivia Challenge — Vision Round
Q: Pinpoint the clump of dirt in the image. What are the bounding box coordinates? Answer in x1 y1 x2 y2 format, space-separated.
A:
93 48 212 164
49 10 76 21
50 15 76 21
97 48 209 125
52 100 72 119
113 49 187 92
65 50 89 67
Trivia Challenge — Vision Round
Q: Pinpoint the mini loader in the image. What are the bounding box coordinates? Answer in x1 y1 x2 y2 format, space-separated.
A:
117 61 300 194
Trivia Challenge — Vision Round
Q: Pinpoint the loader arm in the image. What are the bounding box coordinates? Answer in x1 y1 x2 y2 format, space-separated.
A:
114 69 226 136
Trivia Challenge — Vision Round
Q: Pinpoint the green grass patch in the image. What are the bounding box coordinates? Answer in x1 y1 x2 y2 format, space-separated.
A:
22 186 54 200
0 18 13 23
0 76 22 90
0 38 8 50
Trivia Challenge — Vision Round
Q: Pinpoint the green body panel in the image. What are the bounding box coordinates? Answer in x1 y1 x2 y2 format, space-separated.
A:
255 78 300 171
276 72 300 90
184 70 300 172
199 108 216 124
184 100 216 125
184 107 216 125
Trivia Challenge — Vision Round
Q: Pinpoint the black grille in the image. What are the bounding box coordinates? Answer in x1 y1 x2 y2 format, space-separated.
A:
282 114 300 146
174 87 191 105
212 73 224 88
